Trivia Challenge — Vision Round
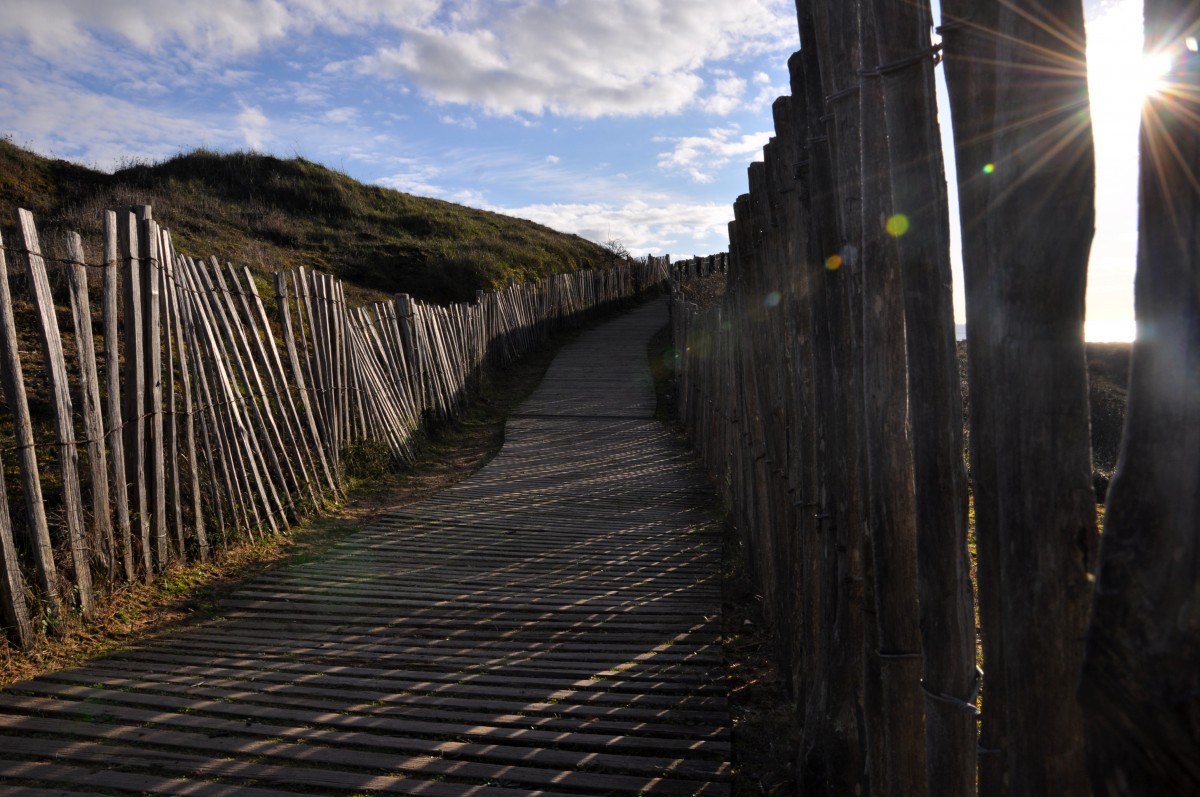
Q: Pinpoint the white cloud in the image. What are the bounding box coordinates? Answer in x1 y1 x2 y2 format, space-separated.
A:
657 126 772 183
323 107 359 124
439 113 478 129
4 0 290 59
493 199 731 255
237 103 270 150
355 0 796 118
749 80 789 112
375 159 448 197
2 0 440 59
701 76 748 115
545 155 560 165
0 70 233 168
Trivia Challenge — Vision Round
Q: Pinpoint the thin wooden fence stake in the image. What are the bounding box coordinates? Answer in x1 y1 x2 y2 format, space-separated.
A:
276 272 339 496
118 210 152 580
182 257 266 539
177 271 245 542
183 257 284 536
136 212 167 571
64 232 116 576
236 267 321 508
209 259 300 513
157 229 185 558
165 249 207 560
0 232 51 636
102 212 135 581
17 209 94 618
0 450 32 646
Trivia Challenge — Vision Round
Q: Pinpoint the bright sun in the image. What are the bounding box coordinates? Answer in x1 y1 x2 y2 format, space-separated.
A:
1139 50 1175 97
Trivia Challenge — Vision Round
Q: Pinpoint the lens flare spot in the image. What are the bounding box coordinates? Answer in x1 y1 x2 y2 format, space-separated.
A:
765 291 781 308
982 163 995 175
1187 36 1198 53
825 254 843 271
886 214 910 237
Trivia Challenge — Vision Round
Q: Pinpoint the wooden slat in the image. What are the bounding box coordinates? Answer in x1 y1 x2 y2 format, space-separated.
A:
0 451 31 645
193 257 289 530
64 232 116 576
0 235 34 641
157 228 185 558
234 267 320 506
394 293 425 417
208 259 299 513
118 209 152 579
333 278 351 447
176 256 274 538
275 272 338 494
137 211 168 571
102 211 136 581
307 270 336 454
17 209 93 617
164 246 208 559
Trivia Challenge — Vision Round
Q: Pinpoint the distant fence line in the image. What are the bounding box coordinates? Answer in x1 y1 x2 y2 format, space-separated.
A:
0 205 671 645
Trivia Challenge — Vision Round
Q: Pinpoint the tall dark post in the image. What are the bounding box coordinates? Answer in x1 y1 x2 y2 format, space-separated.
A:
937 3 1007 792
1080 5 1200 793
794 4 871 793
943 1 1099 794
864 0 977 792
858 2 930 793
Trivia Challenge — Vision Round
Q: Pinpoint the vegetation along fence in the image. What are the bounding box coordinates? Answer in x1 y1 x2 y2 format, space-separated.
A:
0 204 671 647
669 1 1198 795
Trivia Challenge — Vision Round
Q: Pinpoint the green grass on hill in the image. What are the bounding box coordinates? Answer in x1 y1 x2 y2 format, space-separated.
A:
0 139 621 305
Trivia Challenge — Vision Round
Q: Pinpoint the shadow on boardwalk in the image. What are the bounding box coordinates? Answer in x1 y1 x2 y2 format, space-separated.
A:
0 300 730 797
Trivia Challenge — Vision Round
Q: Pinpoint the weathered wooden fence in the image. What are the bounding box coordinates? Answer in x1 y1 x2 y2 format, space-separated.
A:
668 254 726 282
0 205 671 646
670 0 1198 795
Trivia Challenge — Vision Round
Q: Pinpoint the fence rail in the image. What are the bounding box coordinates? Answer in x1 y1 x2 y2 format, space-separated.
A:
0 205 671 646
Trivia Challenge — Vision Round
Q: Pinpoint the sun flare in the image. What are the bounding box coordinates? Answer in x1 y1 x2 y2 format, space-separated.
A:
1139 49 1175 97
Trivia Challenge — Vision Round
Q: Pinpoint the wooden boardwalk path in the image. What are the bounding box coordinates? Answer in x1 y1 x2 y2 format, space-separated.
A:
0 300 730 797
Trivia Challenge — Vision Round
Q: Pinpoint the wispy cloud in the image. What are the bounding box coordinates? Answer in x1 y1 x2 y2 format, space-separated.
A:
492 199 731 255
439 113 478 129
0 70 232 168
701 76 748 115
656 126 771 183
2 0 440 60
237 103 271 150
375 158 449 197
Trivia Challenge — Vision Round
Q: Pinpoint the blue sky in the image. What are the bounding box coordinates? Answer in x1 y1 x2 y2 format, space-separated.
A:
1 0 1145 337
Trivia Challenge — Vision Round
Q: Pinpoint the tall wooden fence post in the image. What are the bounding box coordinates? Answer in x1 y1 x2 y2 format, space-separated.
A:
942 1 1099 794
102 212 136 581
865 0 978 791
118 210 152 579
1080 6 1200 792
18 209 94 618
65 232 117 577
0 235 38 643
137 210 168 571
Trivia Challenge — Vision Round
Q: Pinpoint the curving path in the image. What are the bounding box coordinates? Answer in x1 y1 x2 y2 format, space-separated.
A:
0 299 729 797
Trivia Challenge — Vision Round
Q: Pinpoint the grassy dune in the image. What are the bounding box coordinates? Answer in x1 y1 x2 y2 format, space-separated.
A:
0 139 620 305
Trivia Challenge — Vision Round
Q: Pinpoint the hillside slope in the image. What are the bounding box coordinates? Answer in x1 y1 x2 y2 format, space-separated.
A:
0 140 617 305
